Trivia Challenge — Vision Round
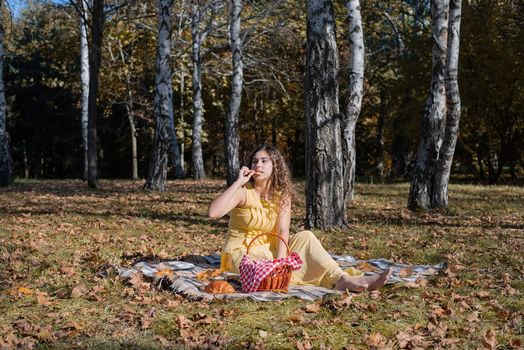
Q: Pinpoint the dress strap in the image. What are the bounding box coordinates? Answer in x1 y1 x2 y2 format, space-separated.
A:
242 182 255 207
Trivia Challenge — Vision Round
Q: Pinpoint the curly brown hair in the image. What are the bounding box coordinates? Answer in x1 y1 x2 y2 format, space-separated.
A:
248 144 295 208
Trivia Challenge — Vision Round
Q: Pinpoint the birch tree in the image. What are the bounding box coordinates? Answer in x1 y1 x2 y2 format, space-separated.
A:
407 0 449 210
169 113 185 179
0 0 13 186
305 0 346 228
188 0 216 179
432 0 462 207
342 0 364 202
189 0 223 180
144 0 177 190
79 0 90 181
225 0 242 186
191 2 205 179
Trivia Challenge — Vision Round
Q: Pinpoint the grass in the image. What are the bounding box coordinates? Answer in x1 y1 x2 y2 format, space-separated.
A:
0 179 523 349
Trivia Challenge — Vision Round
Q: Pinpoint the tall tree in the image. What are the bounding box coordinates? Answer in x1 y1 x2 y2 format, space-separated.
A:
432 0 462 207
112 37 139 180
407 0 449 211
190 0 220 180
225 0 242 186
0 0 13 186
342 0 364 202
169 111 185 179
189 0 223 180
190 2 205 179
144 0 176 190
79 0 90 181
87 0 105 188
305 0 345 228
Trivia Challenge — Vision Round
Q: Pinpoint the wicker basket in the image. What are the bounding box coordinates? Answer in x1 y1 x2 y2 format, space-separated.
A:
244 233 292 292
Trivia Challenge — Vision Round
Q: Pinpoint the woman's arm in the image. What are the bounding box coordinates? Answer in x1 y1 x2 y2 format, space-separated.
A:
276 200 291 259
207 166 255 219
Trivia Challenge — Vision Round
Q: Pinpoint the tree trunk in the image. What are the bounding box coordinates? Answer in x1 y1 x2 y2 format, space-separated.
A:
432 0 462 208
407 0 449 211
509 161 517 183
115 37 139 180
170 120 184 179
80 0 90 181
487 148 498 184
22 140 29 179
225 0 243 186
305 0 345 229
476 149 484 180
191 4 205 180
171 66 184 179
271 113 276 145
343 0 365 203
376 89 386 181
390 136 409 178
125 102 138 180
0 9 13 187
144 0 175 190
253 95 261 145
87 0 104 188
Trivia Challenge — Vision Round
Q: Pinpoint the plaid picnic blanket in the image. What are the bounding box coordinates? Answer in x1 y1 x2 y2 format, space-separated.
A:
114 254 446 302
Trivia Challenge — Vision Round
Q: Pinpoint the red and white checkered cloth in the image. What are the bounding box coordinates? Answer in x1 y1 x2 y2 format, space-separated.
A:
239 252 303 293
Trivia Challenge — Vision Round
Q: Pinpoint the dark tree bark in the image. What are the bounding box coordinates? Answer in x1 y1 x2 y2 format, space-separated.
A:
432 0 462 207
144 0 176 190
87 0 105 188
305 0 345 229
0 4 13 186
375 89 386 181
225 0 243 186
408 0 449 210
253 95 261 145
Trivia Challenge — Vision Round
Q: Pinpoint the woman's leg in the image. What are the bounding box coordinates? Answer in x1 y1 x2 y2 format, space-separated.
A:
287 230 343 286
288 230 391 291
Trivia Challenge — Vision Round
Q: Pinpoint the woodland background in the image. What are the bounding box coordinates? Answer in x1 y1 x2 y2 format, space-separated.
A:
2 0 523 184
1 1 523 348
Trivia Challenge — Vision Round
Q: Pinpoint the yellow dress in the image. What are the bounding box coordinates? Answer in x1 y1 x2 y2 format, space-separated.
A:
221 183 346 288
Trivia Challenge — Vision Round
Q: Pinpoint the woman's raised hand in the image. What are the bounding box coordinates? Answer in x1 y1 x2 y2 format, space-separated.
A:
208 166 251 218
236 166 255 186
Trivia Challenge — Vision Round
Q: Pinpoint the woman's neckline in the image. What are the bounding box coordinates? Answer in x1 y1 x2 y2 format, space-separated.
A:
247 182 271 203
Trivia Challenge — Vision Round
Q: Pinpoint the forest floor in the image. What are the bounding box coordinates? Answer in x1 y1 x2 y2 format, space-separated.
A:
0 180 523 349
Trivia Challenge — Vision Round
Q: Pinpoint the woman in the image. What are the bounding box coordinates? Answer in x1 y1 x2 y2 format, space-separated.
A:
208 144 391 292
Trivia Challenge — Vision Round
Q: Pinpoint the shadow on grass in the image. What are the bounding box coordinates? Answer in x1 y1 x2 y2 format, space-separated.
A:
351 210 524 230
0 179 225 198
0 206 222 227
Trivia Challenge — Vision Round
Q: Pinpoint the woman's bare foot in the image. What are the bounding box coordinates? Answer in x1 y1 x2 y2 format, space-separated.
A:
335 275 368 292
335 269 392 293
366 268 392 291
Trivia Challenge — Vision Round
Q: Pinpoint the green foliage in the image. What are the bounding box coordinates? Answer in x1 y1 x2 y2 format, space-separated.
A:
5 2 82 178
2 0 523 182
459 0 524 183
